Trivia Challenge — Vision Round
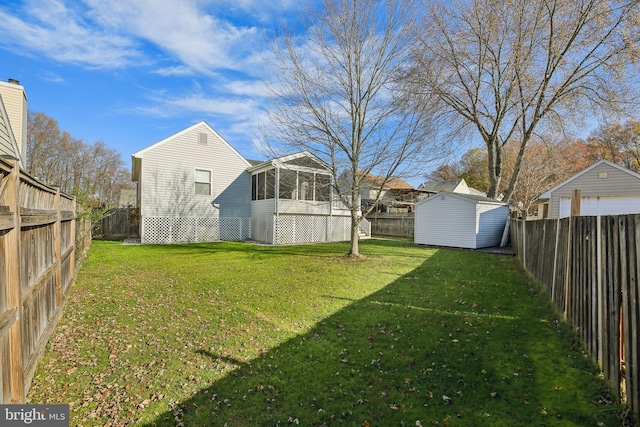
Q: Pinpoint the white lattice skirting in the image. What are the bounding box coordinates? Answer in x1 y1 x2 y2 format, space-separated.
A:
280 215 351 244
141 217 251 244
142 215 351 245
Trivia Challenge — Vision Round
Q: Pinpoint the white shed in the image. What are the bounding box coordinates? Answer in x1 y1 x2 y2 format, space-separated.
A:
414 192 509 249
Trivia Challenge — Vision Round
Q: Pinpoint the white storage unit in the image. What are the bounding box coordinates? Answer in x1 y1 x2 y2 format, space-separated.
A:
537 160 640 219
414 192 509 249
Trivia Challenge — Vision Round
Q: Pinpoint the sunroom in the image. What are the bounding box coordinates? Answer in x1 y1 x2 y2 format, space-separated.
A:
248 151 353 244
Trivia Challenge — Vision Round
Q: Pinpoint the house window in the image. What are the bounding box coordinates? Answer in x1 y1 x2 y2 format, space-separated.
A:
198 132 208 145
195 169 211 195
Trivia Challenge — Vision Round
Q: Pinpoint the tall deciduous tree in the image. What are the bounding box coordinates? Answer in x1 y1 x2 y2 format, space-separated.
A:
585 119 640 170
26 111 132 207
407 0 640 201
264 0 440 256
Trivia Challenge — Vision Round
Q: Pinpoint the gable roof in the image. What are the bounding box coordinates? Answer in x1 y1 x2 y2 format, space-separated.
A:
132 121 251 167
419 178 465 192
247 151 331 173
536 159 640 200
416 191 507 207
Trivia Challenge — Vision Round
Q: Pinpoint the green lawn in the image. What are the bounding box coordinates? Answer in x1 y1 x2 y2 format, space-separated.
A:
27 239 631 426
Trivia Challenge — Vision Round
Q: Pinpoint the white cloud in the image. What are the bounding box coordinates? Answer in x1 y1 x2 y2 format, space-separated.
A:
0 0 294 74
84 0 266 73
0 0 141 68
123 89 261 120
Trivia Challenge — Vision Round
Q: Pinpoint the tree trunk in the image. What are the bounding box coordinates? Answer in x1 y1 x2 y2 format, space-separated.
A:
348 211 360 257
486 139 503 199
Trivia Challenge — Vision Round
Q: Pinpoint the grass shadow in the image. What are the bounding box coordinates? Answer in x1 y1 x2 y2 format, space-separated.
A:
141 249 627 427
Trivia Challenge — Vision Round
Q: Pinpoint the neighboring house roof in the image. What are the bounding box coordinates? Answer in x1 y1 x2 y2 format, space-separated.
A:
0 93 23 166
536 159 640 201
357 171 414 190
419 178 465 192
468 187 488 197
418 178 487 197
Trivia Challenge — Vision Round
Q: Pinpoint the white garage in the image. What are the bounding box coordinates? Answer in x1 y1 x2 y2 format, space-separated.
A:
537 160 640 219
558 196 640 218
414 192 509 249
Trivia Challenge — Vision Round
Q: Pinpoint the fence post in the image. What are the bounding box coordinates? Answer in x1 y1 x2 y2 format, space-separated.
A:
564 216 573 320
551 218 560 303
597 216 604 370
4 158 24 402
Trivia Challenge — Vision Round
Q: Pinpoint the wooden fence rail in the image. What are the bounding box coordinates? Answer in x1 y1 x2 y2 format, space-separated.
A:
93 208 139 239
511 215 640 414
365 212 414 237
0 156 85 403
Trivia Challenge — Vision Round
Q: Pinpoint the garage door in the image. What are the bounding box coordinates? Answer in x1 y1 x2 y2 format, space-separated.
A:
559 196 640 218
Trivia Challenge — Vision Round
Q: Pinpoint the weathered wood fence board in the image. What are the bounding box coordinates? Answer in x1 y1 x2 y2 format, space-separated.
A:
512 214 640 414
93 208 139 238
365 212 414 237
0 157 85 403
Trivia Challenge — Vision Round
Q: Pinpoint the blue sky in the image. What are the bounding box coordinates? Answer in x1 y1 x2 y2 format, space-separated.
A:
0 0 312 168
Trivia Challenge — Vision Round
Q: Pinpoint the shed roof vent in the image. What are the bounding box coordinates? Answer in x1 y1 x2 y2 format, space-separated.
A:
7 78 20 85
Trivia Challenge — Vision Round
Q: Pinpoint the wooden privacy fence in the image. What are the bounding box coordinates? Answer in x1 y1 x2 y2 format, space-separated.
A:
0 157 81 403
365 212 414 237
511 215 640 413
93 207 139 239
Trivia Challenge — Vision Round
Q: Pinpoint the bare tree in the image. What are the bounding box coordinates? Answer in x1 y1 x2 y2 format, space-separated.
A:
263 0 440 256
407 0 640 201
504 139 590 215
585 119 640 170
26 111 132 207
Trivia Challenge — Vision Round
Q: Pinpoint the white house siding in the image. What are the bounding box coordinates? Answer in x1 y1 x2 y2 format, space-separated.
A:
138 123 251 219
548 162 640 218
278 199 332 215
0 81 27 157
414 194 477 249
0 100 16 159
475 204 510 248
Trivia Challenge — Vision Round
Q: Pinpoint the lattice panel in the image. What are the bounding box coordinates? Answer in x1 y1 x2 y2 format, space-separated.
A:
330 216 351 241
142 217 172 244
275 216 296 244
196 217 219 242
241 218 252 240
174 218 199 242
143 215 349 245
275 215 334 244
219 218 248 241
143 217 251 243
